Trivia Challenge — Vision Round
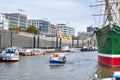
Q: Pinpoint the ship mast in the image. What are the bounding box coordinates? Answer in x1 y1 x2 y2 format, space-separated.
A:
91 0 120 25
103 0 120 24
105 0 113 22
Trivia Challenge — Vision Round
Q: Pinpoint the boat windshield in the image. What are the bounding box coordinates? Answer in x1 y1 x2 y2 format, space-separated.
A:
115 78 120 80
5 49 16 53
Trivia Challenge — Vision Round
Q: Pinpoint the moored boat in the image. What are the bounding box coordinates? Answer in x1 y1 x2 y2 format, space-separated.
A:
96 24 120 67
61 46 70 52
19 48 46 56
49 53 66 65
80 46 97 52
92 0 120 67
1 47 19 61
80 46 89 51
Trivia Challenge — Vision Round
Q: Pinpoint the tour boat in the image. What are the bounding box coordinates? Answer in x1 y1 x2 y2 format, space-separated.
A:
49 53 66 65
91 0 120 67
19 48 46 56
1 47 19 61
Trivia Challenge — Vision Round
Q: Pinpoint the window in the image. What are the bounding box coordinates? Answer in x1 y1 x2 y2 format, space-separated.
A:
116 78 120 80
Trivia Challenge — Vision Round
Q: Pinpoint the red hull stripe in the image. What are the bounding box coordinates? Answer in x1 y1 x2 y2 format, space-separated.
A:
2 58 19 61
98 55 120 67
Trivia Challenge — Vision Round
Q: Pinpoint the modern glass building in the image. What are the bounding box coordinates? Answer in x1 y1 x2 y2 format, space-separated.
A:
48 24 57 36
28 19 51 35
5 13 27 31
57 24 75 36
68 27 74 36
87 26 95 33
0 13 8 30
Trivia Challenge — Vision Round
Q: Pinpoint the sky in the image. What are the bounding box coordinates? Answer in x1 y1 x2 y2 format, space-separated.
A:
0 0 97 36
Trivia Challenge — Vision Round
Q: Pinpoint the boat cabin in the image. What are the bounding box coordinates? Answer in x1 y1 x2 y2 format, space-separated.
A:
113 72 120 80
3 47 19 55
1 47 19 61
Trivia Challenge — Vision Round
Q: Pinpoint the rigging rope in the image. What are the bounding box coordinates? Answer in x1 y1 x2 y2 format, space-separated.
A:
99 6 102 27
102 6 107 27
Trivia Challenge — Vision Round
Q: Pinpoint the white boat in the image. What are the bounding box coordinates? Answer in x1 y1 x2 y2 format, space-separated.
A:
1 47 19 61
49 53 66 65
95 71 120 80
61 46 70 52
19 48 46 56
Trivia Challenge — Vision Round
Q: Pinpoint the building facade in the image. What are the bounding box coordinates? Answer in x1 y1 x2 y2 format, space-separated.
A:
28 19 51 35
87 25 95 33
5 13 27 31
57 24 74 36
68 27 75 36
0 13 8 30
48 24 57 36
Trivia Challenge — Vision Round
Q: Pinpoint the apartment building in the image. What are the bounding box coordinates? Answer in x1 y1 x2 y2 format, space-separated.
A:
5 13 27 31
57 24 75 36
0 13 8 30
28 19 51 35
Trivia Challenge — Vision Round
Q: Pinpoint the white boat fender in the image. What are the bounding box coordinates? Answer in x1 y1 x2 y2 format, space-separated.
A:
94 73 98 80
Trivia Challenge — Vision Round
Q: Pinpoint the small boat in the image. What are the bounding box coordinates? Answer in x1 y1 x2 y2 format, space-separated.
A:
19 48 46 56
80 46 89 51
80 46 97 52
1 47 19 61
94 71 120 80
49 53 66 65
61 46 70 52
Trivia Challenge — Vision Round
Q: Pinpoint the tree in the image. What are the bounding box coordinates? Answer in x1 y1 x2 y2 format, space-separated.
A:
27 25 38 34
9 27 22 32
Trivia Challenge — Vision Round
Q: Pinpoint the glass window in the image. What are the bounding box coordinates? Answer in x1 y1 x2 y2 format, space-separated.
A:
116 78 120 80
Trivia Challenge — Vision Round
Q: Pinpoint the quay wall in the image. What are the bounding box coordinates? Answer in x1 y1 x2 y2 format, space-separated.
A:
0 31 82 49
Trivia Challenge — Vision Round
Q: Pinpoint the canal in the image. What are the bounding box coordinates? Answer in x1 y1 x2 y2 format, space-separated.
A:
0 51 117 80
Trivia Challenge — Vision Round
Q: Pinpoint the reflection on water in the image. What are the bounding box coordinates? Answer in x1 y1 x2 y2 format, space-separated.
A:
96 63 120 78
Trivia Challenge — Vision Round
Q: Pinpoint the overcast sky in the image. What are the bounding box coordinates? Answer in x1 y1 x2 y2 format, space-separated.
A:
0 0 98 35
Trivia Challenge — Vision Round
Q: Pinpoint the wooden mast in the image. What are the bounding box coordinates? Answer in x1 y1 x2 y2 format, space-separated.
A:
105 0 113 22
91 0 120 21
90 0 120 26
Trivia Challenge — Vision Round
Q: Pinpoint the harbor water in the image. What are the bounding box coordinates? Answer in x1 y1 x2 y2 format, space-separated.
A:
0 51 117 80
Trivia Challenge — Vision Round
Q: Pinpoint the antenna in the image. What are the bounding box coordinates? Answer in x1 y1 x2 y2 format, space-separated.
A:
18 9 25 14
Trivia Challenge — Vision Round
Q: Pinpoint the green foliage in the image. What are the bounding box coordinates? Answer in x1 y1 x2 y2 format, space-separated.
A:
27 25 38 34
9 27 22 32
